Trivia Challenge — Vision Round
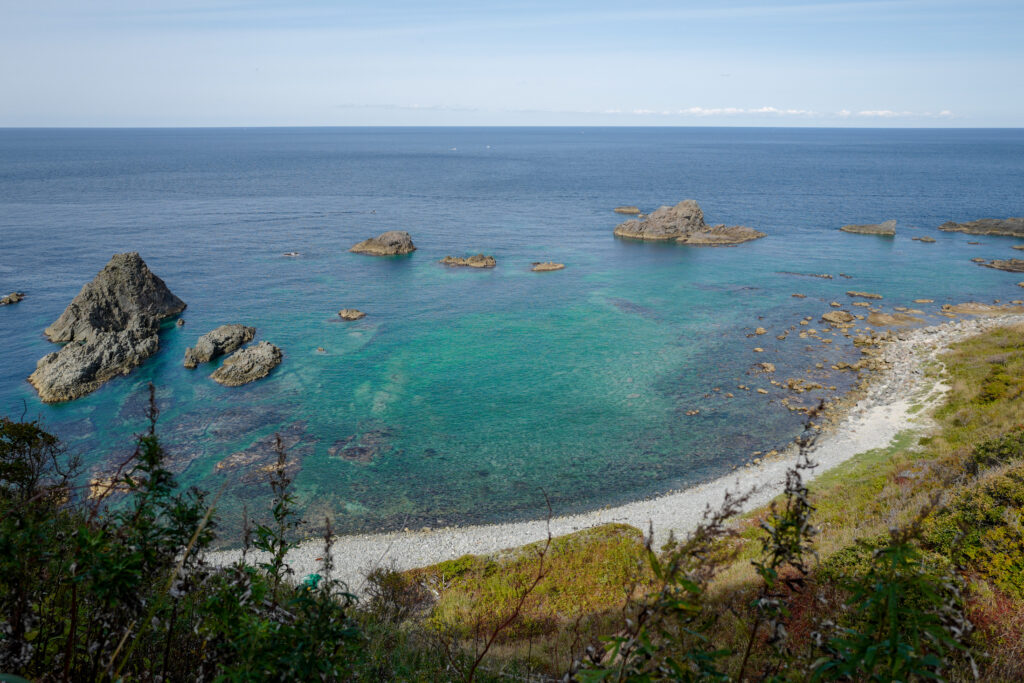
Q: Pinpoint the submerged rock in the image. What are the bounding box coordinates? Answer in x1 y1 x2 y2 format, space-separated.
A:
349 230 416 256
613 206 641 215
938 217 1024 237
979 258 1024 273
840 220 896 236
440 254 496 268
338 308 366 321
28 253 185 403
328 426 396 463
184 324 256 368
1 292 25 306
867 311 924 327
847 291 883 300
211 341 282 387
531 261 565 272
912 236 936 243
216 423 313 484
614 199 765 245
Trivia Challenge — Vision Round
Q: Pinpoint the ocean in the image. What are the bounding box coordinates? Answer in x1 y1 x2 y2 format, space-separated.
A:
1 127 1022 542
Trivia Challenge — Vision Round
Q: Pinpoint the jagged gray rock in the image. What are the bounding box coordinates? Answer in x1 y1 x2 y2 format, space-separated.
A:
184 324 256 368
840 220 896 236
28 253 185 403
211 341 282 387
613 200 765 245
44 252 185 343
614 200 705 240
349 230 416 256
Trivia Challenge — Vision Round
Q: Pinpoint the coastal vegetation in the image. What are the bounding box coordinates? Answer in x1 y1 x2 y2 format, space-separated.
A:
2 322 1023 681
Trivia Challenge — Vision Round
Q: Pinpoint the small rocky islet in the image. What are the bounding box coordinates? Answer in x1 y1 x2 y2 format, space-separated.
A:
938 217 1024 237
839 219 896 236
1 291 25 306
184 324 255 368
210 341 283 387
338 308 366 321
349 230 416 256
612 199 766 245
440 254 496 268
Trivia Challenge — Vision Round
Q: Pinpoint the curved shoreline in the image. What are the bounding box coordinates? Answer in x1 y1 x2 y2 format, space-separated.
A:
211 315 1024 593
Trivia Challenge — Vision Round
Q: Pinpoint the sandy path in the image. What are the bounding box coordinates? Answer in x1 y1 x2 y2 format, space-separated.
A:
210 315 1023 593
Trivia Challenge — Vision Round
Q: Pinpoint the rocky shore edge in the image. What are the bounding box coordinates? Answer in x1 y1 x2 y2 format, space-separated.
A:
211 313 1024 592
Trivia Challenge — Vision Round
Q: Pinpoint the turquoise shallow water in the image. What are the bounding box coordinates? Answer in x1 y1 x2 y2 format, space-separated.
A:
1 127 1023 542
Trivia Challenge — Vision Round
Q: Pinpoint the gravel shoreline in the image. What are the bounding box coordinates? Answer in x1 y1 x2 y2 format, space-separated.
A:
210 315 1024 593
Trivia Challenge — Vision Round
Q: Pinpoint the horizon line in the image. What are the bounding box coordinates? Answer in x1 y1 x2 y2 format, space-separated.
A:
1 124 1022 130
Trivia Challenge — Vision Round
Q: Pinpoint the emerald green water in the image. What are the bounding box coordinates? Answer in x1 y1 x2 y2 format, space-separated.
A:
2 128 1023 543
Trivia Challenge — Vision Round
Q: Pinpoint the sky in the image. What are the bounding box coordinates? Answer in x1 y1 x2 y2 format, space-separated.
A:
0 0 1021 127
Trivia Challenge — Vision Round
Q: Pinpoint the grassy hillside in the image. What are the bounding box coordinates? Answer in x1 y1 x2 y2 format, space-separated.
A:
1 322 1022 681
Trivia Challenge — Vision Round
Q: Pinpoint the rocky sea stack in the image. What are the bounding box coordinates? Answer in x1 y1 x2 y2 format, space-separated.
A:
211 341 282 387
440 254 496 268
840 219 896 236
350 230 416 256
28 252 185 403
938 217 1024 237
613 199 765 246
184 324 256 368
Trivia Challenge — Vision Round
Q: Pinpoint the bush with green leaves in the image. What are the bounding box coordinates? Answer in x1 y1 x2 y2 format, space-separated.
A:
0 386 363 681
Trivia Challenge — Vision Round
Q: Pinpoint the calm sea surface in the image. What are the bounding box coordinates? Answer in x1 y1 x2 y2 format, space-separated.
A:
1 127 1022 541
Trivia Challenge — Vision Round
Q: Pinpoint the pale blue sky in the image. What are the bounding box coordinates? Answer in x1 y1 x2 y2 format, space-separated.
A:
1 0 1021 126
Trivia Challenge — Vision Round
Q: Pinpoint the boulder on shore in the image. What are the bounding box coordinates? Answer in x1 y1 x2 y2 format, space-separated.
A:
840 220 896 236
1 292 25 306
338 309 366 321
184 324 256 368
349 231 416 256
440 254 496 268
614 199 765 245
938 217 1024 237
28 253 185 403
211 341 282 387
531 262 565 272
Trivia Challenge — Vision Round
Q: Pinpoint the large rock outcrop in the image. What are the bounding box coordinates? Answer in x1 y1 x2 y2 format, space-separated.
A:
840 220 896 236
211 341 282 387
613 200 765 245
938 218 1024 237
350 231 416 256
184 324 256 368
28 253 185 403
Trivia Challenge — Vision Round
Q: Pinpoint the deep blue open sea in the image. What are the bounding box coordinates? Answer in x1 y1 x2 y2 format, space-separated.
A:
1 127 1022 542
